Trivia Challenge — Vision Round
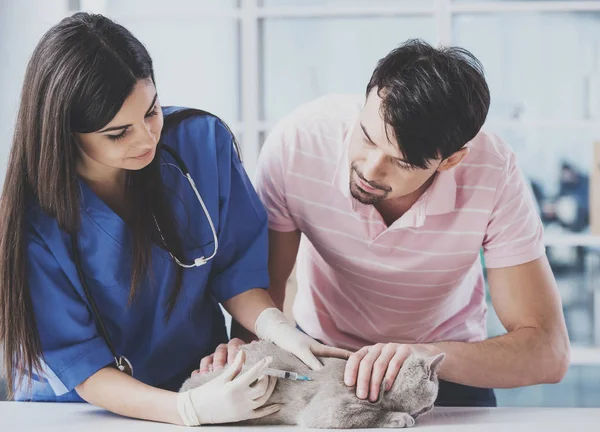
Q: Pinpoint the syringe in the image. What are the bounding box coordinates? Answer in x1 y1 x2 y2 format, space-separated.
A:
263 367 313 381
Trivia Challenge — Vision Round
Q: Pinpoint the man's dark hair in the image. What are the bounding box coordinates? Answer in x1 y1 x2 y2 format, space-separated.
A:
366 39 490 169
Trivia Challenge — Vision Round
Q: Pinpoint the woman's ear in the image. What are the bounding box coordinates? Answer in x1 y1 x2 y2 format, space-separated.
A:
437 147 469 172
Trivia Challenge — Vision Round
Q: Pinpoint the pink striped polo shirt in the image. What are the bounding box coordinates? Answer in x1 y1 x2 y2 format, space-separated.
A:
255 94 545 351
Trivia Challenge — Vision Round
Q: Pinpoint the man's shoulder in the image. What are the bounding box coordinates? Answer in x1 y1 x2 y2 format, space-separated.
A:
270 94 362 138
285 93 364 122
263 94 361 161
456 130 526 207
463 129 516 171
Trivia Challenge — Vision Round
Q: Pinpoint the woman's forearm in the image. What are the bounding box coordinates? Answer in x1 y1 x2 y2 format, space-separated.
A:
75 367 183 425
222 288 277 333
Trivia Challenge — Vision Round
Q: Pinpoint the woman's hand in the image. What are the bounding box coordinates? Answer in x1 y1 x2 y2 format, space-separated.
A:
255 308 352 370
177 350 280 425
192 338 246 376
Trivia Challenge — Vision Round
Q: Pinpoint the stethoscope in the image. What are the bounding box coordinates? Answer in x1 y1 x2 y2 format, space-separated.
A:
70 144 218 376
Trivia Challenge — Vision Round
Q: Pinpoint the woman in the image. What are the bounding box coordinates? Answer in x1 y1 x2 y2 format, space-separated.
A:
0 12 348 425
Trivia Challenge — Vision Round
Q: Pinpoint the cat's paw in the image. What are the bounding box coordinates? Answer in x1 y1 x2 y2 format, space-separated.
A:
414 404 434 419
386 412 415 428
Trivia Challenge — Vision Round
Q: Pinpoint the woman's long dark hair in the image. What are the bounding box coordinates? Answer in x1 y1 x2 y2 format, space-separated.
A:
0 12 200 398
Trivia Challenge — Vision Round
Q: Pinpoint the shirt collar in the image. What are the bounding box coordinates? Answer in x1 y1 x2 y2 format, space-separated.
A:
332 119 356 200
423 167 457 216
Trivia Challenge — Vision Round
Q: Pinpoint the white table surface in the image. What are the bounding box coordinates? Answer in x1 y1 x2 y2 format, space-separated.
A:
1 403 599 431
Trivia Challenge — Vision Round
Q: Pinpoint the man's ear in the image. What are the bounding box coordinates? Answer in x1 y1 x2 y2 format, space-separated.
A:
437 147 469 172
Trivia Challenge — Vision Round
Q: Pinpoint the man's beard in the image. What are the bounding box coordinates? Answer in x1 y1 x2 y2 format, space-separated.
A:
349 163 391 205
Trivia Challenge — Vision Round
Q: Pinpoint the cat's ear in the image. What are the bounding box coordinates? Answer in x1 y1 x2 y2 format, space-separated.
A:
427 353 445 373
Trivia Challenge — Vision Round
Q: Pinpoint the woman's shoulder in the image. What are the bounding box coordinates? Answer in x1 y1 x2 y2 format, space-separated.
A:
160 106 235 156
24 200 67 248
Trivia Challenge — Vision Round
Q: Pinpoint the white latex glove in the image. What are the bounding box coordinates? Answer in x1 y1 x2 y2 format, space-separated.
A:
176 350 280 426
254 307 352 370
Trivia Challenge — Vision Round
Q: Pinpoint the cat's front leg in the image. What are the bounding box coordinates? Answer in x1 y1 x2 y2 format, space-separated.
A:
378 412 415 428
413 403 434 419
298 399 382 429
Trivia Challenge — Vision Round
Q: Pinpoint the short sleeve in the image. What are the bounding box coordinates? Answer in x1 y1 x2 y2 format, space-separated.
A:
207 126 270 303
26 232 113 395
482 152 546 268
254 124 298 232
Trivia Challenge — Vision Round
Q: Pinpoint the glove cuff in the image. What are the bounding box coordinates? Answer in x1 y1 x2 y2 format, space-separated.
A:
177 390 202 426
255 307 290 341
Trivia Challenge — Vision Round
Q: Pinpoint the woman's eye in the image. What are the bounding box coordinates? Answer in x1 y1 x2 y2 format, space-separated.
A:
108 129 128 141
145 106 159 118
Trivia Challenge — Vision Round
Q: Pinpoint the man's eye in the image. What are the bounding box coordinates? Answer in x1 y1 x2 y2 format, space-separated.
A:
362 138 376 147
396 160 416 170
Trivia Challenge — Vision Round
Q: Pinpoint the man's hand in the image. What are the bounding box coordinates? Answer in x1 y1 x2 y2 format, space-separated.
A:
192 338 247 376
344 343 416 402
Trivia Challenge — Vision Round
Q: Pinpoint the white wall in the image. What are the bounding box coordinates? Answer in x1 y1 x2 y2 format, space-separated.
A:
102 0 240 127
0 0 70 188
0 0 70 380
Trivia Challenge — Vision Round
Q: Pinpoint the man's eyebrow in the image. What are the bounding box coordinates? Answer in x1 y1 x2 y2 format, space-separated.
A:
361 123 408 163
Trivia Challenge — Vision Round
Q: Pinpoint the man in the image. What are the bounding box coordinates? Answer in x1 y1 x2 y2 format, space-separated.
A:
203 39 570 408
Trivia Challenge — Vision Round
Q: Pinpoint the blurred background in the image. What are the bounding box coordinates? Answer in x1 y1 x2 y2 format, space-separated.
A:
1 0 599 405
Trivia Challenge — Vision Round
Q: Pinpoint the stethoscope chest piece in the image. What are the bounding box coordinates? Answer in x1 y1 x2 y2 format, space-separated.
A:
116 355 134 376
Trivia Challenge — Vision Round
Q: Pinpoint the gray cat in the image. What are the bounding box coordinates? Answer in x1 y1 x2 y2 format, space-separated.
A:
180 341 444 429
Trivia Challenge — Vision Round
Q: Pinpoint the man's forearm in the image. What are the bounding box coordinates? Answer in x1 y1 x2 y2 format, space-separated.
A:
419 327 570 388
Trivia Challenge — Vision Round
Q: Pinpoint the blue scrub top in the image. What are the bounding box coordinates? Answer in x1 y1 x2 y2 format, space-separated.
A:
15 107 269 401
